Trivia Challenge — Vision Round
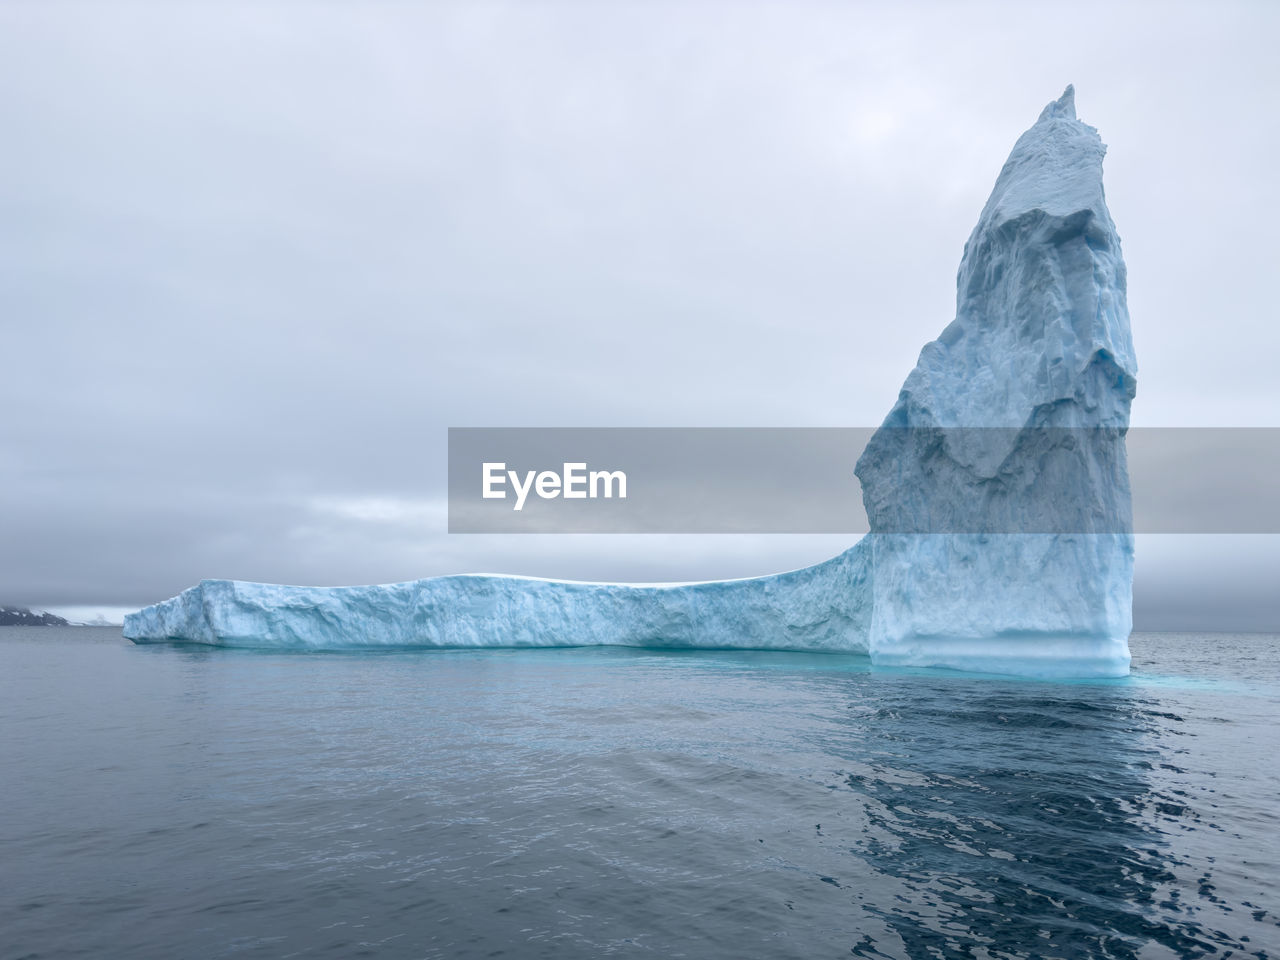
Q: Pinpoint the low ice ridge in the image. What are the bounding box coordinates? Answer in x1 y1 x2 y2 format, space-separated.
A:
125 546 871 653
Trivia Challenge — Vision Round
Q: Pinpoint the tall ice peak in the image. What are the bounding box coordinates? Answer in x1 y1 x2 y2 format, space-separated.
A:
854 84 1137 676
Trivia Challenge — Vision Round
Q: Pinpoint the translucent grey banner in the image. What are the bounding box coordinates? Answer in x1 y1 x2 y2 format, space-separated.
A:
447 428 1280 534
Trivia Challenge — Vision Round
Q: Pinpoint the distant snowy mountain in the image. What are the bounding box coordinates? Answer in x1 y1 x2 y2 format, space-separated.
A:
78 614 121 627
0 605 71 626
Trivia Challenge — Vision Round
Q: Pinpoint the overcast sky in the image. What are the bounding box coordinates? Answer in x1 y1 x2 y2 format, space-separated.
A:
1 1 1277 628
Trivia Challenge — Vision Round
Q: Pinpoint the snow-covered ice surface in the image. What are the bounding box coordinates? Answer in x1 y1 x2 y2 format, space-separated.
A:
125 87 1136 677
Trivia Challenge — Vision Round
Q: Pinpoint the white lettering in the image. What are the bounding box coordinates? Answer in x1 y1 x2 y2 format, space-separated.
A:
535 470 561 499
482 463 506 499
483 463 626 510
562 462 587 498
590 469 627 499
509 469 536 511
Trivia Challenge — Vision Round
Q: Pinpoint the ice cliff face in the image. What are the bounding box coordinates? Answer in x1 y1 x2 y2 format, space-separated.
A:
124 87 1135 677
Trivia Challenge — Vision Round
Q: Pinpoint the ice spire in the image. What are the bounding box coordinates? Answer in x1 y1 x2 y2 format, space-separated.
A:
855 87 1137 676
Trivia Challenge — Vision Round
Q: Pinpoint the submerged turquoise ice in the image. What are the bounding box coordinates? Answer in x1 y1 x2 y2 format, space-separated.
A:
125 87 1137 678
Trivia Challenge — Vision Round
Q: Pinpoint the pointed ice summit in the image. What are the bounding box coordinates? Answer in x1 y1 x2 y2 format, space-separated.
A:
125 88 1137 678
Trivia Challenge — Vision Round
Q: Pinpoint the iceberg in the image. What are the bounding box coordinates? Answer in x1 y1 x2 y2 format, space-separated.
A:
125 86 1136 677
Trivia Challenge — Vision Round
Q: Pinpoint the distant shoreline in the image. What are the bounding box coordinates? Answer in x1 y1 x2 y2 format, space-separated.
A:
0 606 121 627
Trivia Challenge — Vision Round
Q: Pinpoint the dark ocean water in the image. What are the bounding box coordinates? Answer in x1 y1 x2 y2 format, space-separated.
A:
1 628 1277 960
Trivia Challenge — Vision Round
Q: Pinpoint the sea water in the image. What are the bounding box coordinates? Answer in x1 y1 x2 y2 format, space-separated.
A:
1 627 1277 959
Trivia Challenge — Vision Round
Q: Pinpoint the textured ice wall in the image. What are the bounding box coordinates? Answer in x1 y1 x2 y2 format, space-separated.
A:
125 87 1136 676
124 545 871 652
855 86 1136 676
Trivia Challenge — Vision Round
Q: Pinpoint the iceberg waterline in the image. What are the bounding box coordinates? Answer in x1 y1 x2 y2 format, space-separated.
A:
125 86 1136 678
